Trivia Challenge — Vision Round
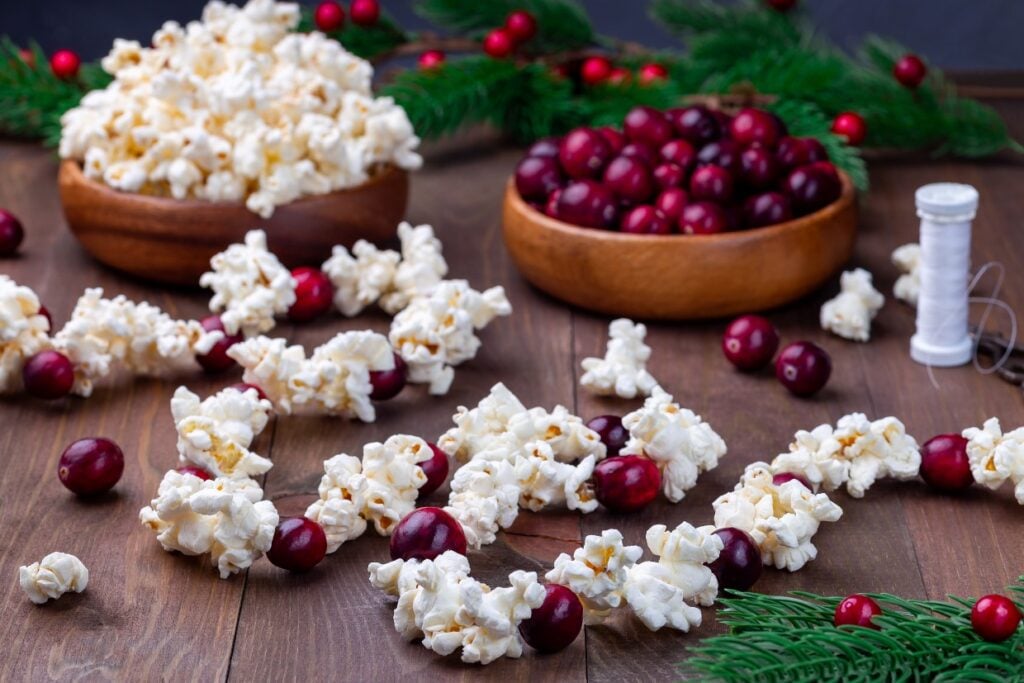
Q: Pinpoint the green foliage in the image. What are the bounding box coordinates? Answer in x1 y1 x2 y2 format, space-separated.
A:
767 99 868 190
415 0 594 53
297 8 408 60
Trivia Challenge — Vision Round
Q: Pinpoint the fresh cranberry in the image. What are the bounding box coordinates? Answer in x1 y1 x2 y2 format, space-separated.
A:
729 108 782 149
784 162 841 215
369 353 407 401
196 315 242 373
893 54 927 89
804 138 829 162
586 415 629 456
620 142 656 166
772 472 812 489
679 201 727 235
696 139 741 175
831 111 867 146
594 455 661 513
708 527 763 591
519 584 583 653
176 465 213 481
776 136 828 170
834 594 882 629
58 437 124 496
638 63 669 84
544 188 562 218
722 204 744 232
597 127 626 155
655 188 688 222
350 0 379 25
504 10 537 42
49 49 81 79
620 205 670 235
919 434 973 492
417 49 445 70
775 341 832 397
390 507 467 561
603 157 654 203
722 314 779 371
527 138 560 159
230 382 268 401
287 267 333 322
623 106 674 148
313 1 345 31
689 164 733 203
515 156 564 201
559 128 613 179
483 28 515 59
23 350 74 399
744 191 792 228
667 106 722 145
38 305 53 332
659 139 696 171
419 444 450 498
971 594 1022 642
267 517 328 572
557 180 618 229
0 209 24 256
739 146 780 189
580 56 612 85
768 0 797 10
607 67 631 85
652 163 686 191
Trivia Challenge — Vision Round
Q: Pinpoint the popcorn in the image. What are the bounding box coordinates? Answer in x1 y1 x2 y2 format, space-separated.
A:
515 443 598 513
624 522 722 631
444 458 522 549
389 280 511 395
580 318 660 399
621 387 726 502
712 464 842 572
455 570 546 664
963 418 1024 504
437 383 528 462
0 276 51 394
770 413 921 498
305 454 369 553
139 470 279 578
171 385 274 478
820 268 885 342
545 529 643 624
228 329 393 421
19 552 89 604
199 230 296 337
381 222 449 314
892 243 921 306
60 0 421 218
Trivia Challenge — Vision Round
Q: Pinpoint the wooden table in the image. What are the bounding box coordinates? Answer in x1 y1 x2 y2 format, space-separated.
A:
3 98 1024 682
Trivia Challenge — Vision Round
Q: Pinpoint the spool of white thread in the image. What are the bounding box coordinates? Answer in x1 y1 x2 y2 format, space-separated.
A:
910 182 979 367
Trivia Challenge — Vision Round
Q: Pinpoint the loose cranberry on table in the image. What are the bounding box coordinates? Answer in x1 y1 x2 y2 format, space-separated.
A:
515 156 564 202
652 162 686 191
739 147 780 189
744 191 792 228
418 444 450 498
834 594 882 629
369 352 408 401
667 105 722 145
775 341 832 397
559 128 613 179
620 205 670 235
971 594 1022 642
23 350 75 399
586 415 629 456
623 106 674 148
593 455 661 513
603 156 654 203
659 139 695 172
58 437 124 496
696 139 741 175
707 527 762 591
729 108 782 149
504 10 537 43
893 54 927 89
772 472 812 489
679 201 727 235
784 162 841 216
287 267 334 322
267 517 328 572
655 188 688 222
313 1 345 32
580 56 612 85
526 137 560 159
518 584 583 653
722 314 779 371
176 465 213 481
689 164 733 203
196 315 242 373
390 507 467 561
556 180 618 229
0 208 24 256
919 434 973 492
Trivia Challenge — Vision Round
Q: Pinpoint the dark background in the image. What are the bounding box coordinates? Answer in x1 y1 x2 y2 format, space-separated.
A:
2 0 1023 70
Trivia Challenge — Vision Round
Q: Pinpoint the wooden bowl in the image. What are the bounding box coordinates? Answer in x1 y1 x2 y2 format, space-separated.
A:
59 160 409 286
502 173 857 320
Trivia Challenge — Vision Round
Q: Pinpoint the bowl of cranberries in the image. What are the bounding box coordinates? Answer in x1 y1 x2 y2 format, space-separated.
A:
503 105 857 319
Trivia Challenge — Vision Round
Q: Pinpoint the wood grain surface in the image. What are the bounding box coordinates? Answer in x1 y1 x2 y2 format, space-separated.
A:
2 96 1024 682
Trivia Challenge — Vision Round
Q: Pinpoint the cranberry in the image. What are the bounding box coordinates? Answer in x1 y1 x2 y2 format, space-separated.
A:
559 128 613 179
58 437 124 496
417 49 445 70
0 209 24 256
971 594 1022 642
350 0 379 25
722 314 779 371
515 156 564 201
696 139 741 175
655 188 688 222
38 305 53 332
49 49 81 79
607 67 631 85
834 594 881 629
230 382 268 401
519 584 583 653
667 106 722 145
772 472 812 489
594 455 661 513
544 188 562 218
776 136 828 170
313 1 345 31
504 10 537 42
775 341 831 397
659 139 696 171
483 29 515 59
597 127 626 155
711 110 733 135
784 162 841 215
418 444 450 498
652 163 686 191
893 54 927 89
586 415 629 456
722 204 744 232
919 434 973 492
196 315 242 373
707 527 763 591
621 205 670 235
390 507 467 561
739 146 780 189
638 63 668 84
287 267 333 322
620 142 657 166
23 350 74 399
603 157 654 203
729 108 782 149
831 111 867 146
580 56 612 85
623 106 674 148
369 353 407 401
176 465 213 481
744 191 792 228
267 517 328 572
689 164 733 203
768 0 797 10
679 201 727 235
527 138 560 159
557 180 618 229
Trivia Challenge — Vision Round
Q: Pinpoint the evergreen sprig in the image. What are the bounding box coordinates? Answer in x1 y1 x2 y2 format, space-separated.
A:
685 578 1024 682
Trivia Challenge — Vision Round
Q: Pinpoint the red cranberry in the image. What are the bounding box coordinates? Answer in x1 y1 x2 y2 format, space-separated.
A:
196 315 242 373
603 157 654 203
418 444 450 498
667 106 722 144
689 164 733 203
711 110 733 135
594 455 661 513
607 67 631 85
176 465 213 481
620 206 670 235
834 594 881 629
38 305 53 332
707 527 763 591
586 415 629 456
722 204 744 232
739 146 780 189
313 1 345 31
971 594 1022 642
772 472 812 489
369 353 407 401
597 127 626 155
504 10 537 42
483 28 515 59
559 128 613 179
659 139 695 172
350 0 379 25
23 350 74 399
804 138 829 162
775 341 831 397
49 49 81 79
287 267 333 322
729 108 782 149
527 138 560 159
638 63 668 84
580 56 612 85
557 180 618 229
655 188 688 222
776 136 828 170
620 142 656 166
919 434 973 492
267 517 328 572
58 437 124 496
515 156 564 201
652 163 686 191
784 162 841 215
519 583 583 653
831 111 867 146
417 49 445 70
722 315 779 371
893 54 927 89
768 0 797 10
623 106 674 148
390 507 467 561
744 191 792 228
696 139 741 175
0 209 24 256
679 201 727 235
544 188 562 218
230 382 268 401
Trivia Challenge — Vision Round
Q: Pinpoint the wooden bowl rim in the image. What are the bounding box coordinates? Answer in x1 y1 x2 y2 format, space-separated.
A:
505 170 856 243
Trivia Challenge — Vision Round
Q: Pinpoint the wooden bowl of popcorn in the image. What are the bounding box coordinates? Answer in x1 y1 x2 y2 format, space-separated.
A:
59 160 409 286
502 172 857 320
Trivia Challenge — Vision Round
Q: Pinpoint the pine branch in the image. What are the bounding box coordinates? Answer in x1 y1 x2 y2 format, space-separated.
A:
414 0 594 53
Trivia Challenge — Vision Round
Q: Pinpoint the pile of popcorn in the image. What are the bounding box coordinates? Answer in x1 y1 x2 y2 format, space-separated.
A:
59 0 422 218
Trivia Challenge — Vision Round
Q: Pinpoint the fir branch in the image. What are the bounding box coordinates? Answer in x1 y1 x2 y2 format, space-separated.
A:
414 0 594 53
767 99 868 190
